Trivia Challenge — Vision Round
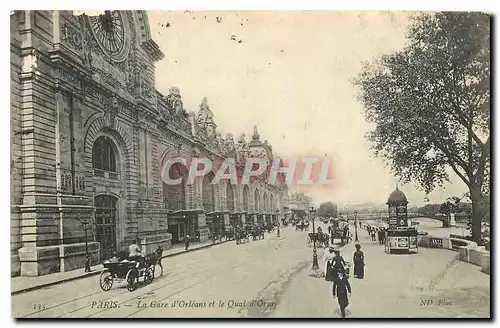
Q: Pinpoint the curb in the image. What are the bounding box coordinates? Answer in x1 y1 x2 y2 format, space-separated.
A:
11 239 233 296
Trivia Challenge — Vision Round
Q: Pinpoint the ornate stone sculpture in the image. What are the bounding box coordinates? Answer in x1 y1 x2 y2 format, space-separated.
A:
236 133 249 151
225 134 236 154
165 86 187 117
104 96 119 127
196 97 214 124
216 132 225 150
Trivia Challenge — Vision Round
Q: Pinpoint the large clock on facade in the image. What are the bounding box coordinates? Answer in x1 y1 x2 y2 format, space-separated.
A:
88 10 130 62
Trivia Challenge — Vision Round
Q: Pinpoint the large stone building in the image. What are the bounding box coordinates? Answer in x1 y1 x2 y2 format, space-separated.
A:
10 10 289 277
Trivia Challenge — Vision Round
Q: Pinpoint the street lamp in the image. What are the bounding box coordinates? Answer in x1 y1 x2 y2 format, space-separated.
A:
81 219 91 272
354 210 359 242
276 209 281 237
310 206 319 271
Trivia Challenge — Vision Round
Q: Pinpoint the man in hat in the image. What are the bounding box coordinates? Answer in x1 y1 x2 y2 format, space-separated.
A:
332 267 352 318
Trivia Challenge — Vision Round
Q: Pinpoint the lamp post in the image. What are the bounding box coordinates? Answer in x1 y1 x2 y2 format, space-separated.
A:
81 219 91 272
354 210 359 242
310 206 319 271
276 209 280 237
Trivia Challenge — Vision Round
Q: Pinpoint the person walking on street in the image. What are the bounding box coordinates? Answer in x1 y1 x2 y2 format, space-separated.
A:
185 234 190 251
323 247 336 279
332 267 352 318
353 243 365 279
332 250 346 280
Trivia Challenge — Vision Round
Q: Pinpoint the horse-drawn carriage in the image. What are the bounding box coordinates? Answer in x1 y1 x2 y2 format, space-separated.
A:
234 226 250 244
99 246 163 292
295 221 309 231
250 225 265 240
307 232 329 248
220 227 235 241
326 219 351 244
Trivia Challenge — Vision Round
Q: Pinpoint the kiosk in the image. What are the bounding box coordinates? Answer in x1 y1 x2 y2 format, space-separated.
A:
384 186 418 254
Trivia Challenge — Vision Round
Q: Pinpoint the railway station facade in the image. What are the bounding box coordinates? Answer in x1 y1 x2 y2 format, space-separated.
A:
10 10 289 277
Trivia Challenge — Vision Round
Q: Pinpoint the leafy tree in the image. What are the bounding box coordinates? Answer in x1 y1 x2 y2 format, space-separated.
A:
317 202 338 218
353 12 490 242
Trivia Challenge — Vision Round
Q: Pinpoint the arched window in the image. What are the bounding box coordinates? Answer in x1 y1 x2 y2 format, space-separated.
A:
226 184 235 212
92 136 117 172
254 189 260 212
270 194 274 212
203 172 216 212
163 163 187 211
243 185 250 211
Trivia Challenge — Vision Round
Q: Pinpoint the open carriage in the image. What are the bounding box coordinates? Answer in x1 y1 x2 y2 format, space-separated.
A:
99 246 163 292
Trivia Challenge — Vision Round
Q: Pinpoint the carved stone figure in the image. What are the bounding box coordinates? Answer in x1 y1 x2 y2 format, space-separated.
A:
236 133 249 151
104 96 119 127
206 124 216 139
165 86 184 116
225 134 236 154
196 97 214 124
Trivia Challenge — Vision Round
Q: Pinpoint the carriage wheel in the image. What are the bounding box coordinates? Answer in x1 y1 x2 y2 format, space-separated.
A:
154 262 163 278
127 270 138 292
144 268 154 285
99 271 114 292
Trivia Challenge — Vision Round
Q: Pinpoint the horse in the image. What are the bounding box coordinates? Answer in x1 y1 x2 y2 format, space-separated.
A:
144 246 164 278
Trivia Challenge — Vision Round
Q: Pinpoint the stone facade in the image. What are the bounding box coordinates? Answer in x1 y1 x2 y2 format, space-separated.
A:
10 10 288 276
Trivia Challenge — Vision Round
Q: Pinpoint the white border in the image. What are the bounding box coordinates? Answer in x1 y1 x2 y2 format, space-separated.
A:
2 1 498 328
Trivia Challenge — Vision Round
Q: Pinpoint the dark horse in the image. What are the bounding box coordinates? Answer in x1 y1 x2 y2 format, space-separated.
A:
145 246 164 278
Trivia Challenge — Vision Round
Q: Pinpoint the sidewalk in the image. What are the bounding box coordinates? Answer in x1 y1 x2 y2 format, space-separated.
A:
273 225 490 318
11 238 231 295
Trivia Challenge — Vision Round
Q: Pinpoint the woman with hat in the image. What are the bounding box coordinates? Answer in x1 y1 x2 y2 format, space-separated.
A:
323 247 336 280
331 249 346 279
353 243 365 279
332 267 351 318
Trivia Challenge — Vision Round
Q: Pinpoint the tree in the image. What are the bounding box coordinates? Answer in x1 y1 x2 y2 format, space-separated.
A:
353 12 490 242
317 202 338 218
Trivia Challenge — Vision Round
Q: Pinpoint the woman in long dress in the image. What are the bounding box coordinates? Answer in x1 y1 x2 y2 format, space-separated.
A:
353 243 365 279
322 247 336 278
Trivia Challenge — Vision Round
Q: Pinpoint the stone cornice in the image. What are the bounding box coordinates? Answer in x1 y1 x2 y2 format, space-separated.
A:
141 39 165 62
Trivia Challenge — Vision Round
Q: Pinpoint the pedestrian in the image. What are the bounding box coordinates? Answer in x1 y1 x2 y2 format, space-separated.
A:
185 234 190 251
371 229 376 242
332 250 346 280
323 247 336 279
353 244 365 279
332 267 351 318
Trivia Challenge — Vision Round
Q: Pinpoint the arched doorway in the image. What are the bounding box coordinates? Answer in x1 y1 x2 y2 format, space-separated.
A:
94 194 118 261
203 172 221 238
163 163 189 244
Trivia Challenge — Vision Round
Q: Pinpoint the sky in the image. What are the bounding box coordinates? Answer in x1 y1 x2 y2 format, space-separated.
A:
147 11 469 207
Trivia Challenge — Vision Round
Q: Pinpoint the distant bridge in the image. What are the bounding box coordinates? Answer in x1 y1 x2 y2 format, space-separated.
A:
351 212 456 228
